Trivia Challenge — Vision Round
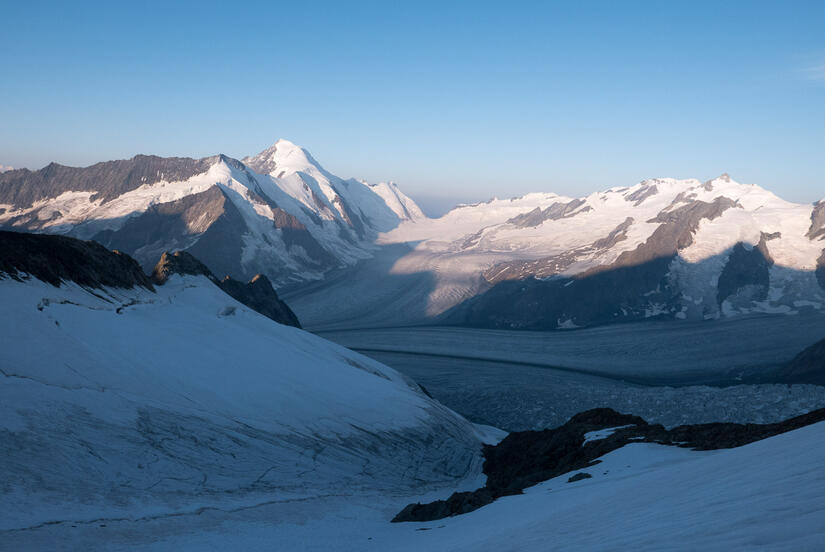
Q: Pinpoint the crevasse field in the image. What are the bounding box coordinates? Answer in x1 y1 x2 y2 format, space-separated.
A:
318 318 825 431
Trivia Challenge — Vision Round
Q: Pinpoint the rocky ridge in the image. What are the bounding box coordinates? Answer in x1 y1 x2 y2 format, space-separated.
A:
393 406 825 522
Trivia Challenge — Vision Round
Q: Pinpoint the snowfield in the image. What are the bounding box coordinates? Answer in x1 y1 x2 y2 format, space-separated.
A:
0 275 491 534
6 420 824 551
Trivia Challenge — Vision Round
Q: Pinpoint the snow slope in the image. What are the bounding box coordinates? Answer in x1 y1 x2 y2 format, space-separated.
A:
0 274 489 532
8 416 824 550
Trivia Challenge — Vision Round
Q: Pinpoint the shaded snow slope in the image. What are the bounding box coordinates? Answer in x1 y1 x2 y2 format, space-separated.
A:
0 274 487 531
385 422 825 552
8 417 824 550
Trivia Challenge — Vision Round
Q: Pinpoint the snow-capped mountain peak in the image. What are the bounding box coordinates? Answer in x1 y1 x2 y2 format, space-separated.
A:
242 138 324 178
0 141 427 287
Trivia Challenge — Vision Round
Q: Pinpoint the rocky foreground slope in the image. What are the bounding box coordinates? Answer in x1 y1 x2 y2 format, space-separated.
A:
394 405 825 522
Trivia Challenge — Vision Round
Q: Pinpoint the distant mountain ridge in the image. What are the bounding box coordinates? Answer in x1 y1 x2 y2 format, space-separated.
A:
0 140 424 286
3 143 825 330
289 173 825 330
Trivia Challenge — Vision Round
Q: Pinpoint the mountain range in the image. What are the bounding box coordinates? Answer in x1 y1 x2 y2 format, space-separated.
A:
2 156 825 549
0 140 423 287
2 141 824 330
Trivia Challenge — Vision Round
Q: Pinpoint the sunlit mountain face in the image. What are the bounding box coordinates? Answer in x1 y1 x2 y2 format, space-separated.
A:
3 145 824 331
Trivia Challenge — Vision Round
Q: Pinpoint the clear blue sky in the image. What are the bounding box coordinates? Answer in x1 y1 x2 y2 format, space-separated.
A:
2 1 824 214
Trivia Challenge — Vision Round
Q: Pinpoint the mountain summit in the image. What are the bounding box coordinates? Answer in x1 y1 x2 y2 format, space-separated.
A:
0 140 424 286
242 139 325 177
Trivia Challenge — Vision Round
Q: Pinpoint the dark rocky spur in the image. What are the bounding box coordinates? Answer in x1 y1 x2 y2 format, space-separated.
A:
0 231 300 328
392 406 825 522
0 230 153 290
152 250 301 328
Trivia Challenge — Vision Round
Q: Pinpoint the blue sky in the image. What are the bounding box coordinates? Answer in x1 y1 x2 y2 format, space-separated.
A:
2 1 824 213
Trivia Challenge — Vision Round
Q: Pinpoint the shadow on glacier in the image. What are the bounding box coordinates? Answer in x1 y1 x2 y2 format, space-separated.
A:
441 244 825 332
281 242 440 331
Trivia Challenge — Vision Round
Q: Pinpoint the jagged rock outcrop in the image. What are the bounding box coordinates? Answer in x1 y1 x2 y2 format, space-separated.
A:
392 406 825 522
151 250 216 284
817 250 825 291
807 201 825 240
625 183 658 205
507 199 590 228
0 230 153 289
218 274 301 328
716 233 776 305
152 251 301 327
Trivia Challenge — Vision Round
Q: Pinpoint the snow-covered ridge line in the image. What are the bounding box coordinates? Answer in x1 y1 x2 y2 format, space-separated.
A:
353 173 825 330
0 140 425 286
4 142 825 330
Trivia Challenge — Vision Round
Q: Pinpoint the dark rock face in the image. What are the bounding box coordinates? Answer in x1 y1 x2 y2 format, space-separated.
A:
613 196 738 271
817 250 825 291
716 235 774 305
483 409 647 494
92 186 230 271
625 183 658 206
392 406 825 522
0 230 153 290
507 199 589 228
218 274 301 328
807 201 825 240
151 251 215 285
483 218 635 285
447 197 738 330
151 251 301 328
0 155 212 209
278 225 338 268
591 217 634 249
177 192 249 282
781 337 825 385
567 472 592 483
271 207 305 230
